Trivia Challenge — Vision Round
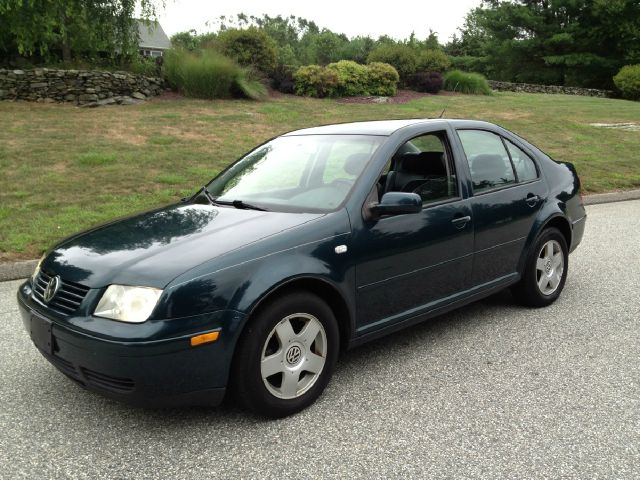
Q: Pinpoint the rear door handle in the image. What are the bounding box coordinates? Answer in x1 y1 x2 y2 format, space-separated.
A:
526 194 540 207
451 215 471 229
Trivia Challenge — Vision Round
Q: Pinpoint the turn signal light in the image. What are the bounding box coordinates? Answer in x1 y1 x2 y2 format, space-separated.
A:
190 331 220 347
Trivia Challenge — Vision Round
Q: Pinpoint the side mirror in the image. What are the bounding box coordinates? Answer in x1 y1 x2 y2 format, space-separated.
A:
369 192 422 218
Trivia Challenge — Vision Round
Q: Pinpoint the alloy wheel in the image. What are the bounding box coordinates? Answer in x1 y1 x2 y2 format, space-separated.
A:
260 313 327 400
536 239 565 295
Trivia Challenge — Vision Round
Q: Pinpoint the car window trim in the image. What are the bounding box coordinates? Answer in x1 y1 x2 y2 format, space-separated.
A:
469 177 542 197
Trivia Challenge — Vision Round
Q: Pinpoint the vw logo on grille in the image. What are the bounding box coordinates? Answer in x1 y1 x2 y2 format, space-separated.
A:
43 275 61 303
285 345 302 365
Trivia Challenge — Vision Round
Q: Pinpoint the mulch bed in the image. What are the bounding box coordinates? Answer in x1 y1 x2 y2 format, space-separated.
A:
151 88 457 104
337 89 458 104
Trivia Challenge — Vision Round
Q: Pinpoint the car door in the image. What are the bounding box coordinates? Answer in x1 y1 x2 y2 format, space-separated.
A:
351 129 474 333
454 129 547 286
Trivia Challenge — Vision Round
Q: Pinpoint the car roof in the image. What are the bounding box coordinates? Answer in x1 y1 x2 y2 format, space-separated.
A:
283 119 495 136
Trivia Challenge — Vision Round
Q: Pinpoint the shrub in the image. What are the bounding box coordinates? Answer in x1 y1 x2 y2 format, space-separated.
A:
215 27 277 75
367 62 399 96
326 60 370 96
367 44 417 81
293 62 400 98
613 65 640 100
294 65 339 97
129 55 160 76
407 71 444 93
234 74 268 100
163 49 266 100
444 70 492 95
416 49 451 73
271 64 296 94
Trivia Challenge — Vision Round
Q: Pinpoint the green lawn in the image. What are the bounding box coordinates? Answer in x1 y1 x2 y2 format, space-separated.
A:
1 92 639 261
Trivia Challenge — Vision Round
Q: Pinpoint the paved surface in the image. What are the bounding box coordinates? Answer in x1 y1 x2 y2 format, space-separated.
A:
0 200 638 479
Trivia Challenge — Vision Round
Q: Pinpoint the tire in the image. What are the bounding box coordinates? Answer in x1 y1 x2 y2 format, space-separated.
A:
512 227 569 308
231 291 339 418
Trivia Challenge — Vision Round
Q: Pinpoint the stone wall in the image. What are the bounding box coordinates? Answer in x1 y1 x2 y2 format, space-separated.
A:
0 68 164 105
488 80 613 98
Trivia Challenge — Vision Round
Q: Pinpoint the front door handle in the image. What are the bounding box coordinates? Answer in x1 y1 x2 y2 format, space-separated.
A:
526 194 540 207
451 215 471 229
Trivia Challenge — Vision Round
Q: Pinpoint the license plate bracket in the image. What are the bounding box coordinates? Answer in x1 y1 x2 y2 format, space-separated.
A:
30 314 52 355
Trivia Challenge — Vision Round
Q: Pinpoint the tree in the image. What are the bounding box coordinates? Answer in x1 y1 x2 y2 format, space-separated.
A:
0 0 161 63
449 0 640 88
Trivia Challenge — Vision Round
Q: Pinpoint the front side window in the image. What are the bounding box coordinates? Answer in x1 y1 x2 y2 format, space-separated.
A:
207 135 384 212
457 130 515 193
382 132 458 204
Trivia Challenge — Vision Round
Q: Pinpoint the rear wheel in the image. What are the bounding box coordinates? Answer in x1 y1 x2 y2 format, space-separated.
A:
512 227 568 308
232 291 339 417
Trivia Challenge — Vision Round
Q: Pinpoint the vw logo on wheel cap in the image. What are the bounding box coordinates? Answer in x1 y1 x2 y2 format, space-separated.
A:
43 275 61 303
285 345 302 365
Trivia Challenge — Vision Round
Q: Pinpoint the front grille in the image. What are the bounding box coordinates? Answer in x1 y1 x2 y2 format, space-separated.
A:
33 270 90 314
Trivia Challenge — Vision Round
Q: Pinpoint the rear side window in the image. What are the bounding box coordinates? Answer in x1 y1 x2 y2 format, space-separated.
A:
505 140 538 182
457 130 515 192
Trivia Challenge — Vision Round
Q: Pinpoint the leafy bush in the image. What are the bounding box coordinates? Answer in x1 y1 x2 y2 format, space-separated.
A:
444 70 492 95
416 49 451 73
294 62 399 97
129 56 160 77
215 27 277 75
234 74 268 100
294 65 339 97
367 62 399 96
326 60 370 96
613 65 640 100
407 71 444 93
367 44 417 81
163 49 266 100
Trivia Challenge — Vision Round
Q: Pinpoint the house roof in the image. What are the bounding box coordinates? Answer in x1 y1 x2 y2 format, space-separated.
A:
137 20 171 50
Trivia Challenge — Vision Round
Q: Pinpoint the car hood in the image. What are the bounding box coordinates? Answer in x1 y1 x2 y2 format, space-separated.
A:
42 203 323 288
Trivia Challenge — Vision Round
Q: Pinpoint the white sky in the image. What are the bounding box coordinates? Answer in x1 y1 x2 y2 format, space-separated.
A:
155 0 482 43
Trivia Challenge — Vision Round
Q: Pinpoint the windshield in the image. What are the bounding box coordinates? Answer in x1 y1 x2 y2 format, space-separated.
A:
206 134 384 213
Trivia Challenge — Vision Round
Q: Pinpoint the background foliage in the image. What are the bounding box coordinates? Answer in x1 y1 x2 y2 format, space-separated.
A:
0 0 159 65
447 0 640 89
2 2 639 93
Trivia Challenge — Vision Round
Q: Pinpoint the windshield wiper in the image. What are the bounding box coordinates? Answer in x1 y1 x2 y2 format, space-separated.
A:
214 199 269 211
183 186 217 205
197 186 216 205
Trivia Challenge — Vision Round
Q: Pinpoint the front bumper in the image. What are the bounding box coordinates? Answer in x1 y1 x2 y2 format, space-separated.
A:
17 282 246 407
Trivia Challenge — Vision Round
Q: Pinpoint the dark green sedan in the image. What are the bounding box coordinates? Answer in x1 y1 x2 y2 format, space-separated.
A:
17 119 586 417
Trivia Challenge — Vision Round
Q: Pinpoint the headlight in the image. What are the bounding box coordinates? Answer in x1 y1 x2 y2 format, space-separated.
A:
94 285 163 323
32 255 45 282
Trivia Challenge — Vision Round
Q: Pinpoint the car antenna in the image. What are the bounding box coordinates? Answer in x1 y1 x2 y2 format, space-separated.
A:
438 81 459 119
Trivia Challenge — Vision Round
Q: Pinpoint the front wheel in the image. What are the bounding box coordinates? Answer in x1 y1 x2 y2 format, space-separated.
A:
231 291 339 417
512 227 569 308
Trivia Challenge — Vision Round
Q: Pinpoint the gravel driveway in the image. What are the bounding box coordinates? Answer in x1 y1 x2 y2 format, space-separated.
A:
0 200 638 479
